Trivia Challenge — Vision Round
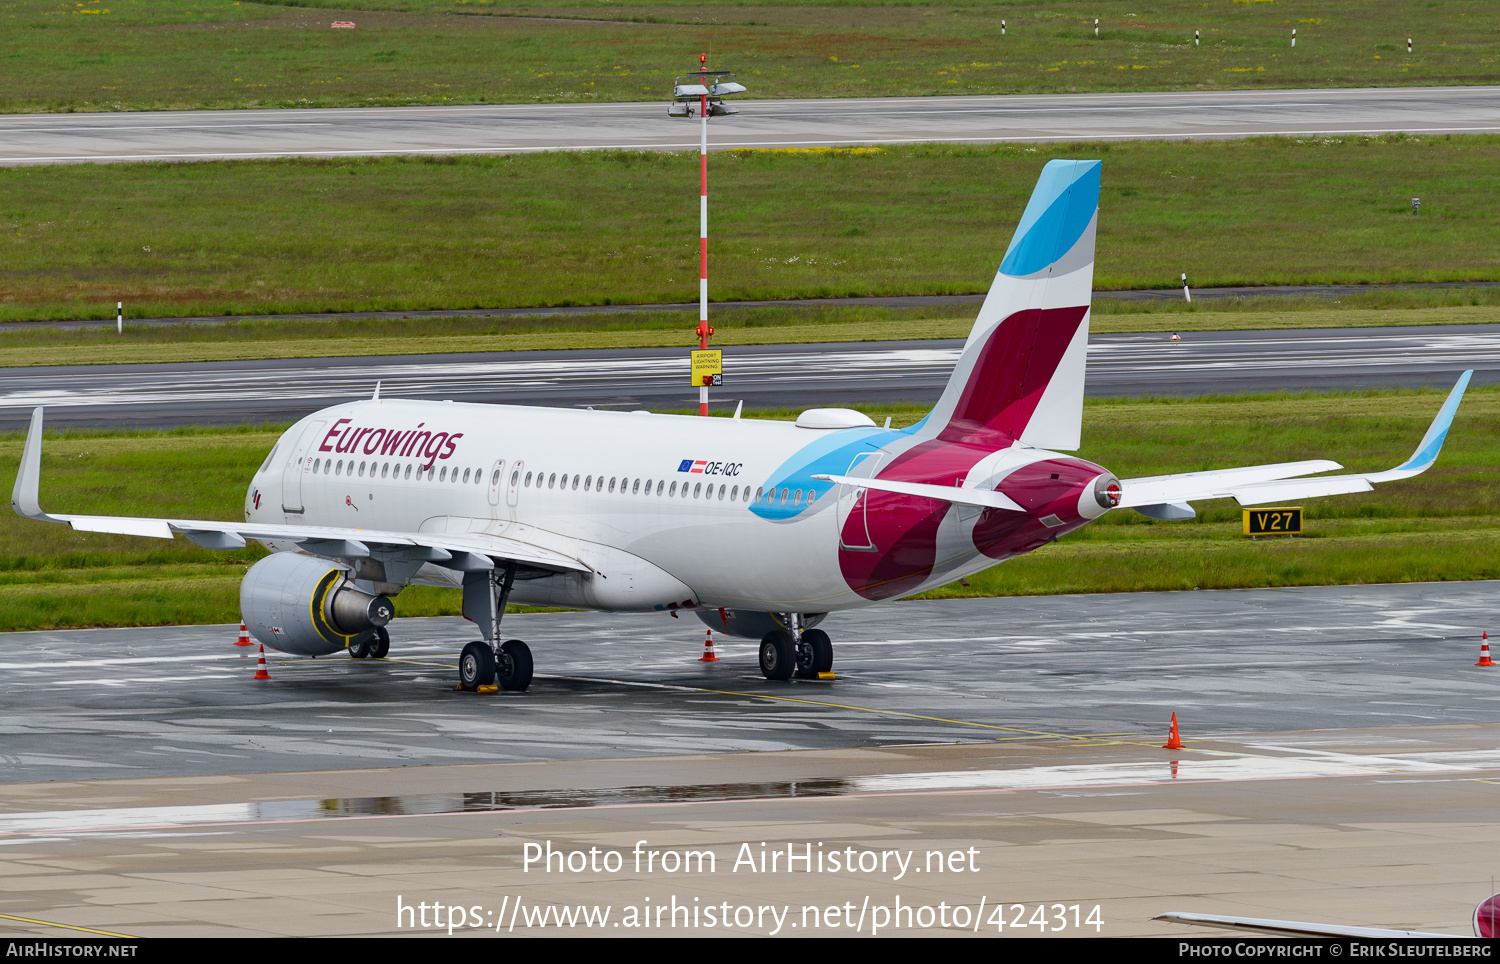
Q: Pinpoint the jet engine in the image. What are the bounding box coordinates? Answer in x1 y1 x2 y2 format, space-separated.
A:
241 552 394 656
695 608 827 639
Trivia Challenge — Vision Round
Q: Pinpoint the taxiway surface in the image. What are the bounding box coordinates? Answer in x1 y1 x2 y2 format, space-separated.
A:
2 582 1499 937
3 581 1495 784
3 86 1498 165
1 324 1489 429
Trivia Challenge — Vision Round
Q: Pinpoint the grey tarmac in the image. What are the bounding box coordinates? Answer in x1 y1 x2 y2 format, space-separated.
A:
2 581 1494 784
1 582 1498 937
2 86 1498 165
0 324 1489 429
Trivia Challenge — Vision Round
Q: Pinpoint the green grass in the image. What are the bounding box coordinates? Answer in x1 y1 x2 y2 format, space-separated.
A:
1 385 1495 630
2 0 1498 113
3 136 1499 325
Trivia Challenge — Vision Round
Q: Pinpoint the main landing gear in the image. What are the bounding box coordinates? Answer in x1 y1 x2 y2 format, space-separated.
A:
457 561 534 694
459 639 533 692
349 626 390 660
758 618 834 682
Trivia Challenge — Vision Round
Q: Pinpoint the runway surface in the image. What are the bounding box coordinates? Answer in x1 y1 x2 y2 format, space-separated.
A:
2 86 1498 165
2 583 1499 937
2 582 1494 784
0 324 1490 429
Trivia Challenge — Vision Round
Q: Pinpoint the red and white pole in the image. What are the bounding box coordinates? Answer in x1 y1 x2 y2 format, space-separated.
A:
697 54 710 417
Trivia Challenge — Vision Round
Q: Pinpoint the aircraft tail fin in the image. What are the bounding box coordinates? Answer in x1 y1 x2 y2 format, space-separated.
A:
916 159 1100 449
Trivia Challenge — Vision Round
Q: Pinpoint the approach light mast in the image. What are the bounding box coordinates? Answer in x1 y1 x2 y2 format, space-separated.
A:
670 55 745 415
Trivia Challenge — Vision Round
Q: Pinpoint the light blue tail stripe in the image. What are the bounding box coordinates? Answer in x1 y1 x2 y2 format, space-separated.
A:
998 159 1102 278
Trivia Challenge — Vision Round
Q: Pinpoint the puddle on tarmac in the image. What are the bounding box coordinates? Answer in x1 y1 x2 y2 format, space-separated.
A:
3 749 1488 835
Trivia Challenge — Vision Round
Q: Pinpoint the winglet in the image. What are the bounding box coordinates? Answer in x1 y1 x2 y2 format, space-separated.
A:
372 380 381 402
10 407 54 522
1368 369 1472 482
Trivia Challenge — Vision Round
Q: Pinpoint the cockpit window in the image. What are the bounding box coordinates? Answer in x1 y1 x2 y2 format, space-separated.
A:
259 443 281 473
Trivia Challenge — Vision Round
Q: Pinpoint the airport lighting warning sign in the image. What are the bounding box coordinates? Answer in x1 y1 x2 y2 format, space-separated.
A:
691 349 723 387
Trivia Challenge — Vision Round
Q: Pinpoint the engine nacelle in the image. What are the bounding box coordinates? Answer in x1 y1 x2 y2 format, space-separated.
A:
241 552 394 656
694 608 827 639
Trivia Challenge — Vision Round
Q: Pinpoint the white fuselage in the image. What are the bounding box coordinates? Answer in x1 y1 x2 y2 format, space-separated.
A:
244 399 1094 615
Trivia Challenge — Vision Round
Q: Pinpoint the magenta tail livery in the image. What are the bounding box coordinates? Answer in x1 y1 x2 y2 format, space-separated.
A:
8 160 1473 690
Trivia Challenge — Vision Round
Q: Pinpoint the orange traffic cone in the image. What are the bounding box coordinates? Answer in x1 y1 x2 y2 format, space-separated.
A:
1163 712 1184 750
698 629 719 662
234 623 253 647
1478 632 1496 667
253 643 272 680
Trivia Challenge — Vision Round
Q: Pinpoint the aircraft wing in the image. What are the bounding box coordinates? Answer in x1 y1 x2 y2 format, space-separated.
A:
1154 912 1464 940
8 407 591 576
1118 370 1471 516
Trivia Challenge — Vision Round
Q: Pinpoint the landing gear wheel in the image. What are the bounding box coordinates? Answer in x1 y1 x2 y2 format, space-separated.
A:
497 639 533 692
795 628 834 678
459 640 495 691
368 626 390 659
759 630 795 681
349 637 371 660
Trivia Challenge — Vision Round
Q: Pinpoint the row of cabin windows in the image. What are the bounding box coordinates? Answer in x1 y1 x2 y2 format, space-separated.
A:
510 469 816 507
308 455 817 508
311 457 483 485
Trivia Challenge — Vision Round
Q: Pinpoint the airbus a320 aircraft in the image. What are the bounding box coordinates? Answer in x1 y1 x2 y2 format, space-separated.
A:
10 160 1472 692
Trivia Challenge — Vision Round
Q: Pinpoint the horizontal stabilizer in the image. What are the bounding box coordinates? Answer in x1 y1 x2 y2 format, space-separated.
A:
812 474 1023 512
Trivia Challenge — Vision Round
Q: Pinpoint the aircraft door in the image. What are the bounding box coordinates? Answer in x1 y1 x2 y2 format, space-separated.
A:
486 459 506 507
506 460 524 508
836 452 884 551
280 419 326 516
486 459 511 528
